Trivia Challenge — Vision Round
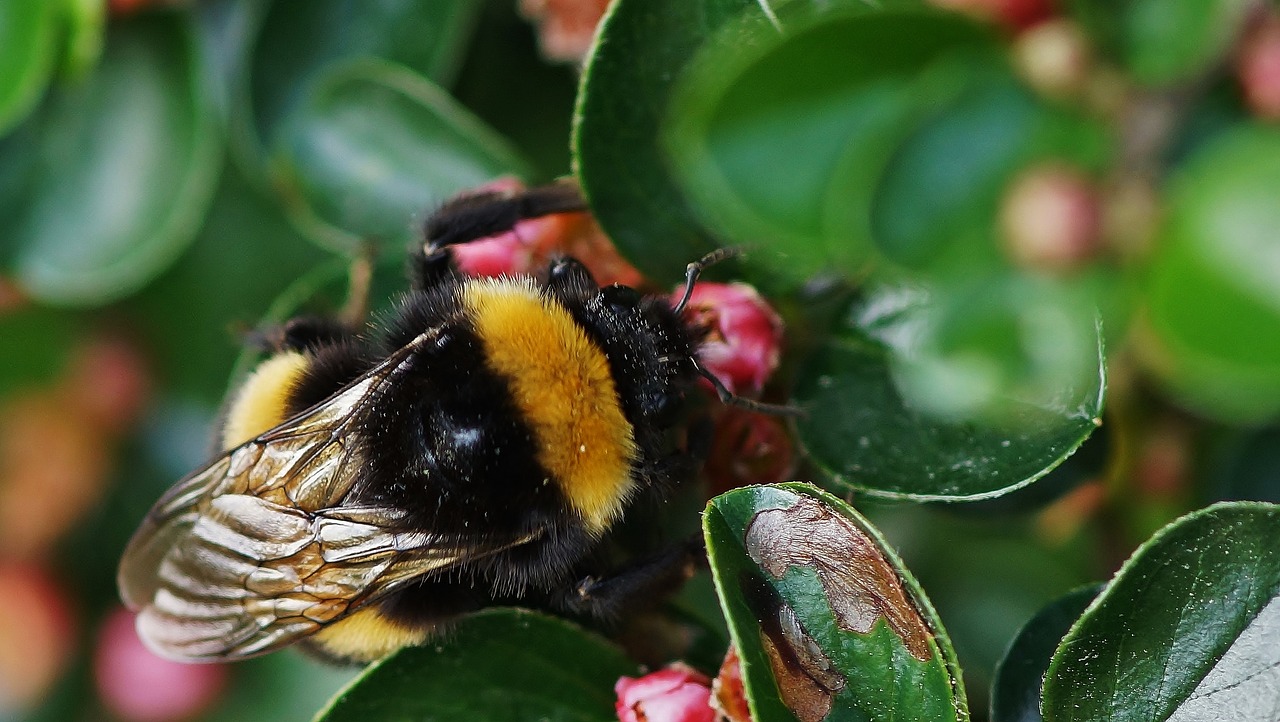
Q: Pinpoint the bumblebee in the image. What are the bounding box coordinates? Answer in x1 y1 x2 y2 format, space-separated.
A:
118 181 777 664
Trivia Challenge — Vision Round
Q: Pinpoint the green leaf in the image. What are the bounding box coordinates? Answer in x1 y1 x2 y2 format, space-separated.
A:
272 58 531 252
792 283 1105 500
61 0 106 79
313 608 638 722
122 162 328 405
1203 426 1280 504
0 0 58 134
4 13 221 306
705 483 968 722
1145 125 1280 422
0 306 81 398
1067 0 1253 86
871 62 1108 272
241 0 481 162
666 7 995 285
573 0 761 282
990 586 1099 722
1042 502 1280 722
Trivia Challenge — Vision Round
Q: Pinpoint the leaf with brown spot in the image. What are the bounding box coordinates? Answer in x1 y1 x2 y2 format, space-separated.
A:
704 483 968 722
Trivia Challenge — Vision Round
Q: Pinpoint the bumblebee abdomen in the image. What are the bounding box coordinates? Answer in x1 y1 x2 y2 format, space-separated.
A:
463 278 638 534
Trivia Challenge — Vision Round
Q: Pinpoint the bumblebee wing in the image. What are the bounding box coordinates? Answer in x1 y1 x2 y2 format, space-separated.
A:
118 355 385 615
132 497 526 661
118 329 534 661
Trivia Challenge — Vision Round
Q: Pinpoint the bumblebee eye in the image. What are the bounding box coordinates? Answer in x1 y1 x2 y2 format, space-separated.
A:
601 285 641 313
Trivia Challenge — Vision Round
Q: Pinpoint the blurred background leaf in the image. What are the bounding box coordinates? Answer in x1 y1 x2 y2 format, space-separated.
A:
3 13 221 307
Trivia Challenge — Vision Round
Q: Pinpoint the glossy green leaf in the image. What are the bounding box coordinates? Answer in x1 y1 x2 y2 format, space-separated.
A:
705 483 967 722
272 58 531 251
313 608 638 722
1067 0 1252 86
0 0 58 134
793 283 1105 500
990 586 1099 722
573 0 761 282
5 14 221 306
122 162 327 405
1145 125 1280 422
1043 502 1280 721
242 0 480 161
666 7 994 285
61 0 106 79
871 63 1108 272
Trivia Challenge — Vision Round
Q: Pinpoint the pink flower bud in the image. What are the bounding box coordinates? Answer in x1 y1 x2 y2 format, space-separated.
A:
1238 13 1280 120
1013 19 1091 100
95 608 227 722
999 164 1102 273
677 283 784 397
616 663 716 722
519 0 612 63
449 178 643 287
452 230 540 278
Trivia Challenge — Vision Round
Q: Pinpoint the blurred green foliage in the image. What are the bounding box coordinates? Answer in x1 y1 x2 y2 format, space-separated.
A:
2 0 1280 720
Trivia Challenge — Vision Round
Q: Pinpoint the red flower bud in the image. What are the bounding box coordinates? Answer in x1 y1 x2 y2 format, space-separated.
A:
1238 12 1280 120
929 0 1056 31
711 646 752 722
616 664 716 722
95 608 228 722
677 283 784 398
704 408 797 494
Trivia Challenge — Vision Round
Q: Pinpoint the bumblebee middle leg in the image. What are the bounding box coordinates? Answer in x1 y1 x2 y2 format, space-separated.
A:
555 532 707 622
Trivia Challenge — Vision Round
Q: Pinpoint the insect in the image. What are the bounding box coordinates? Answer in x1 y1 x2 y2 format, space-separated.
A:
118 180 790 664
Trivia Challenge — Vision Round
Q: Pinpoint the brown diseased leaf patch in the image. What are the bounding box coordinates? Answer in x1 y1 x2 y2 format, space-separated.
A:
745 496 934 662
740 572 843 722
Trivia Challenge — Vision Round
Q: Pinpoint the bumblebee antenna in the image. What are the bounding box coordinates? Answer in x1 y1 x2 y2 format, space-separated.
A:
673 248 741 316
692 359 806 418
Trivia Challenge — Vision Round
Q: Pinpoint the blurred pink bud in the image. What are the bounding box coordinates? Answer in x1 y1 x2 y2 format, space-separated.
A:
1000 164 1102 273
930 0 1056 31
67 335 152 433
678 282 783 397
0 563 76 712
1013 19 1091 99
95 608 227 722
519 0 612 63
1239 13 1280 120
616 663 716 722
711 646 752 722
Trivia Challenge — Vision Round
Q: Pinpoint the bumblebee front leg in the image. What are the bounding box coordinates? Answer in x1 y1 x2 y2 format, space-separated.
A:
410 180 588 291
557 533 707 621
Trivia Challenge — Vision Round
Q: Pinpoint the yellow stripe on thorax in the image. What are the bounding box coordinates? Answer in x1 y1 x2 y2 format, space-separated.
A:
463 278 637 534
221 351 309 451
